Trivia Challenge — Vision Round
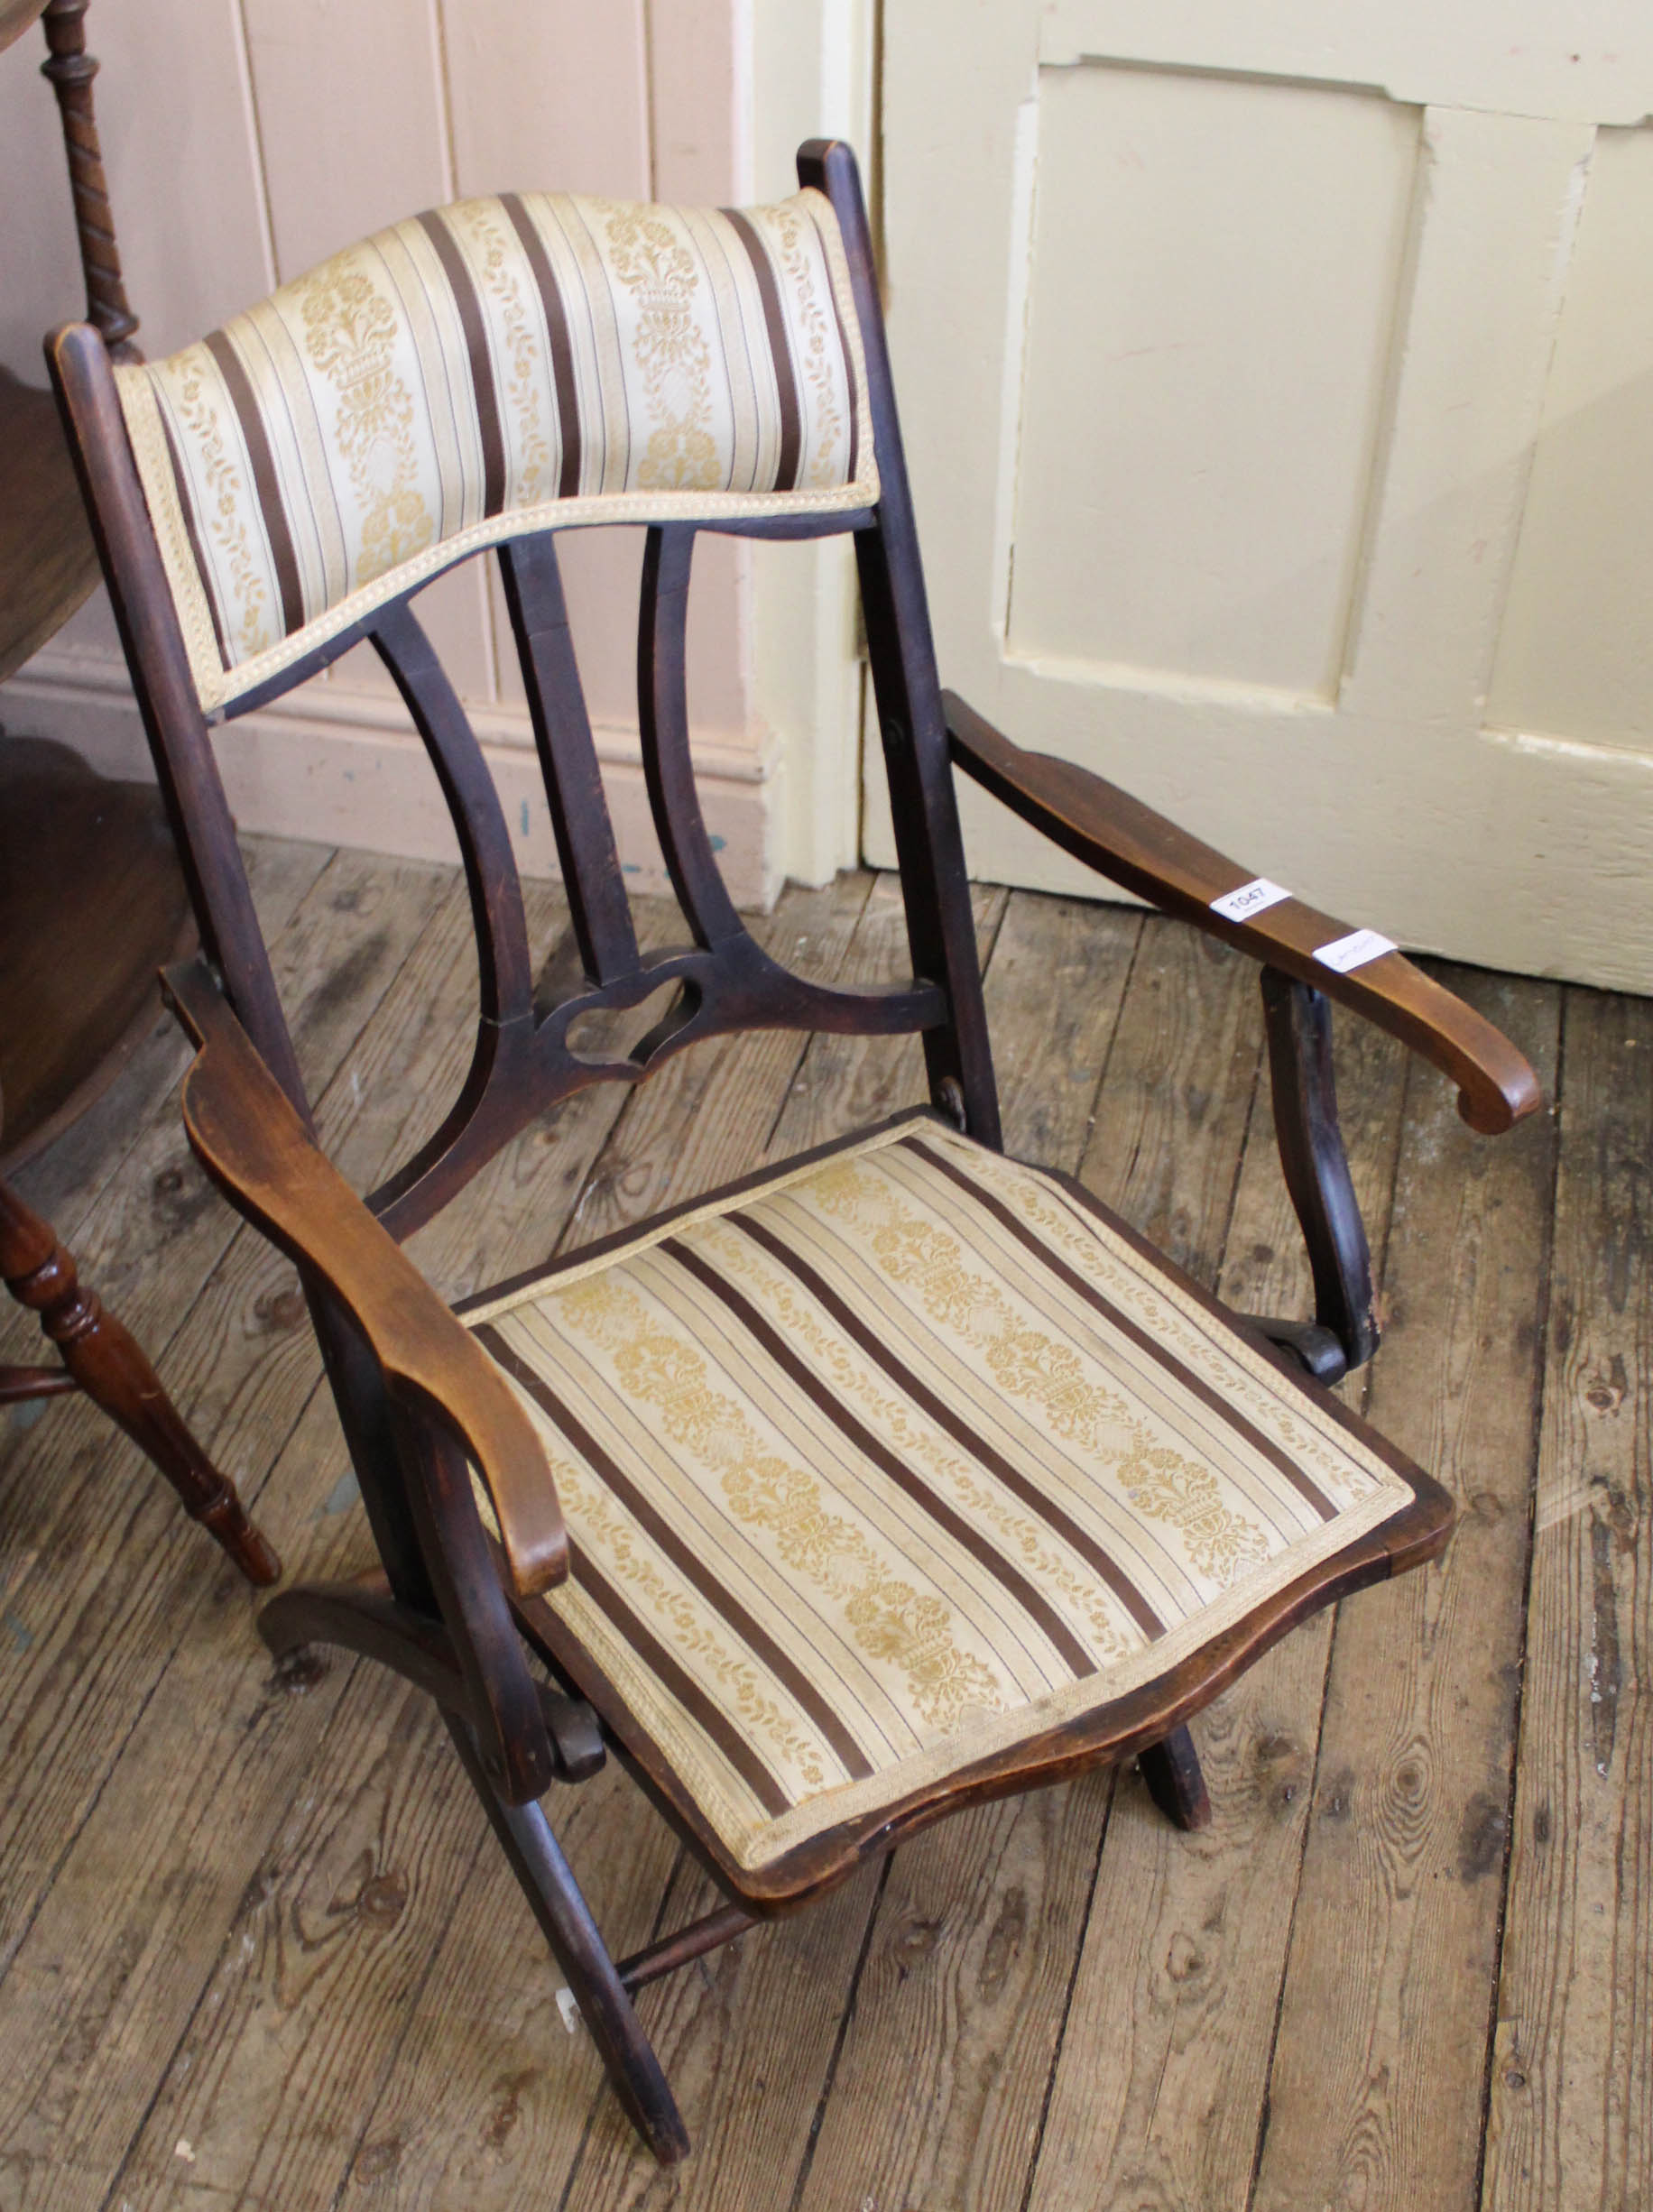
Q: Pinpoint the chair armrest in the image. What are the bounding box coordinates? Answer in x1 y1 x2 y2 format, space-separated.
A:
945 691 1541 1136
160 957 568 1599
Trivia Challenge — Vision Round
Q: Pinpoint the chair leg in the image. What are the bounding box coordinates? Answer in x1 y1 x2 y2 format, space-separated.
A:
1139 1723 1213 1831
442 1712 691 2164
0 1175 281 1584
259 1575 605 1780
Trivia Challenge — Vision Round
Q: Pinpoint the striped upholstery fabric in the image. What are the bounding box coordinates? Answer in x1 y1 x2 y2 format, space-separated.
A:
114 189 876 713
464 1116 1418 1876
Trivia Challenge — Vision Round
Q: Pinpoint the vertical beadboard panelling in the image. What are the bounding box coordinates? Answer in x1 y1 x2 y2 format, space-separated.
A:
443 0 651 195
0 0 271 363
649 0 756 749
0 32 88 369
240 0 449 273
650 0 749 200
240 0 494 702
80 0 273 349
442 0 653 726
753 0 874 883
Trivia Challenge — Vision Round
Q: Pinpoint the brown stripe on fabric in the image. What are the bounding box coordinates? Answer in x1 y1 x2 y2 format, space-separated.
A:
662 1236 1099 1682
204 327 304 639
806 200 860 482
416 209 507 516
502 193 582 500
567 1540 792 1818
906 1138 1340 1524
732 1213 1166 1643
722 208 803 491
160 410 230 667
476 1323 875 1782
457 1110 943 1318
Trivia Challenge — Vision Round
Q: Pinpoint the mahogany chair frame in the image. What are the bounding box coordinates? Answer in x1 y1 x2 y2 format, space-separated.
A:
48 142 1539 2163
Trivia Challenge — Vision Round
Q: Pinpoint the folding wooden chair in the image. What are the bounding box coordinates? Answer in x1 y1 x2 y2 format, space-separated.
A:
48 142 1540 2161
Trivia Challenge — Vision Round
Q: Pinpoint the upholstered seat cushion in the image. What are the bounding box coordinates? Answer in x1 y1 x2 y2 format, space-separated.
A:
462 1114 1437 1890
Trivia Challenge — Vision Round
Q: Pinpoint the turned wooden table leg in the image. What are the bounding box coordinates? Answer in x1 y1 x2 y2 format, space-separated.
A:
0 1175 280 1584
1139 1722 1213 1831
39 0 141 359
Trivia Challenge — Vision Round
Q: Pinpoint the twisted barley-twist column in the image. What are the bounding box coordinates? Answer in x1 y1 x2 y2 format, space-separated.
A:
39 0 140 360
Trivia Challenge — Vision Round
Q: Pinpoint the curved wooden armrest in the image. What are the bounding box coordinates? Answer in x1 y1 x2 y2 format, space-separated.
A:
160 957 568 1599
944 692 1541 1136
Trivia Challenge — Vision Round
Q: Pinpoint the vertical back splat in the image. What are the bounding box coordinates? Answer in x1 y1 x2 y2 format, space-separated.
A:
362 601 542 1239
638 526 746 950
370 601 536 1032
498 534 641 988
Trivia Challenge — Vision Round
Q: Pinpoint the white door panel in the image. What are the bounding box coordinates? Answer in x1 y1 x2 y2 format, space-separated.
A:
874 5 1653 987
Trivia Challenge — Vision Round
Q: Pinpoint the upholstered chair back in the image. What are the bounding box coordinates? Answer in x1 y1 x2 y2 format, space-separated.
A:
48 143 996 1247
115 190 878 714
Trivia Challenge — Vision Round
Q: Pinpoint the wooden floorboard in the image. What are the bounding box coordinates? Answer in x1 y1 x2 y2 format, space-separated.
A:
1482 985 1653 2212
0 843 1640 2212
1026 969 1415 2212
1251 967 1562 2212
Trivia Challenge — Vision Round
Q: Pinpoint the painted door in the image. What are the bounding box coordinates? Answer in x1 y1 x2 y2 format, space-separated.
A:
873 5 1653 989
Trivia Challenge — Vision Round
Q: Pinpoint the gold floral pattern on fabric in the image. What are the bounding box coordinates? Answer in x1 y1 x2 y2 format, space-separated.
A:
170 348 269 658
768 199 845 486
964 1150 1387 1507
601 203 721 493
546 1466 830 1791
704 1221 1135 1661
452 198 555 508
806 1159 1272 1587
297 256 433 584
556 1272 1005 1732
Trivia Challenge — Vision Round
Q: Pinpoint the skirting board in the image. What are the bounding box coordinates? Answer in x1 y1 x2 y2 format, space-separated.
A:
0 644 785 912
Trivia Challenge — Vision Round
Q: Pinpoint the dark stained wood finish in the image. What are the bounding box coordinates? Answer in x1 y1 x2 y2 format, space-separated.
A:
0 1360 78 1401
944 688 1542 1137
47 323 311 1113
0 371 101 687
1139 1722 1214 1832
162 955 569 1611
0 8 169 1159
0 738 193 1170
799 141 1003 1152
256 1571 605 1780
1257 964 1380 1378
497 533 640 986
0 1165 279 1582
39 132 1540 2166
616 1903 757 1995
442 1710 691 2165
37 0 139 355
